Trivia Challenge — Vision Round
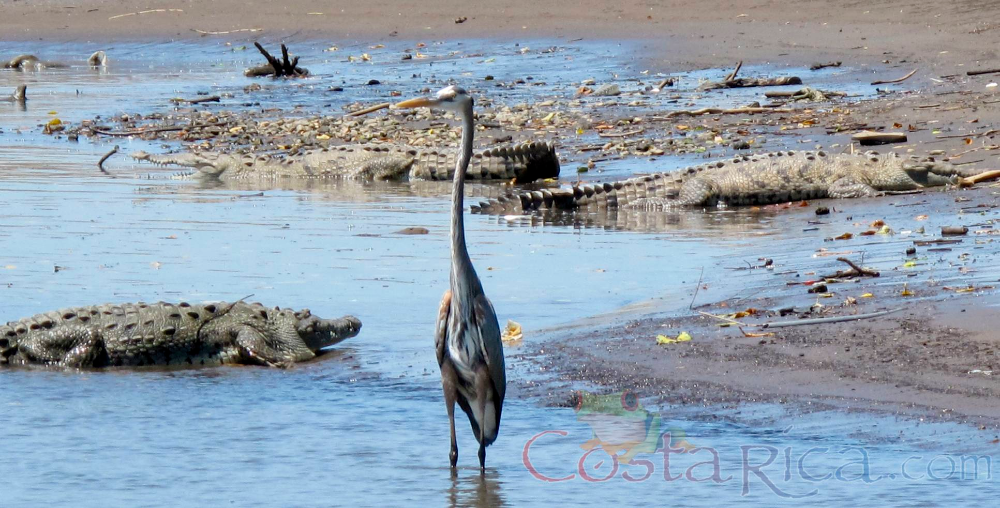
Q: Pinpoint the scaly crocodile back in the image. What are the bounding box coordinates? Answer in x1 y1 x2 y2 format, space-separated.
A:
132 141 559 183
472 150 972 214
1 302 238 367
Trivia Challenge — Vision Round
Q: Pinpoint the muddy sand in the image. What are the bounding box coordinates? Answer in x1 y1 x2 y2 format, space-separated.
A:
8 0 1000 428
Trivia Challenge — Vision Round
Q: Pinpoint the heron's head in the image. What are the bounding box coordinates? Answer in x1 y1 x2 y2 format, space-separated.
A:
393 85 472 114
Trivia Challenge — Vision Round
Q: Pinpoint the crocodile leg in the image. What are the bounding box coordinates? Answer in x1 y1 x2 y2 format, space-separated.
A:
828 177 879 199
235 326 314 368
16 327 108 367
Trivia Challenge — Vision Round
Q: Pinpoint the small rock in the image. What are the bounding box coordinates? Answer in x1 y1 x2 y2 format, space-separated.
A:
367 80 381 86
941 226 968 236
329 86 344 92
807 283 828 294
591 84 621 97
732 140 751 150
815 206 830 215
484 75 494 81
905 247 916 255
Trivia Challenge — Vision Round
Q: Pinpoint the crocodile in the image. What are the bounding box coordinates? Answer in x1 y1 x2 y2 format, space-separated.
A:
88 51 108 67
472 150 983 214
130 141 560 183
0 301 361 369
0 85 26 104
4 54 67 70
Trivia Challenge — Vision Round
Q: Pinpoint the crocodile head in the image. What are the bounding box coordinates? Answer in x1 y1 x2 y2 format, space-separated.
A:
131 151 242 178
292 309 363 351
901 160 962 187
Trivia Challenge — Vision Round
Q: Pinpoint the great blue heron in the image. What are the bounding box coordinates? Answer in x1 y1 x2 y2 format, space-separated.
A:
395 86 507 473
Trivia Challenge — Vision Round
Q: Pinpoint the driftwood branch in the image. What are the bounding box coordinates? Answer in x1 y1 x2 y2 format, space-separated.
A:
598 128 644 137
810 61 842 70
852 130 908 145
871 68 917 85
967 68 1000 76
725 61 743 82
699 76 802 91
97 145 119 175
959 169 1000 186
246 42 309 77
764 89 846 98
667 107 791 118
169 95 221 105
91 121 229 137
345 102 391 117
761 307 903 329
654 77 675 91
820 256 880 279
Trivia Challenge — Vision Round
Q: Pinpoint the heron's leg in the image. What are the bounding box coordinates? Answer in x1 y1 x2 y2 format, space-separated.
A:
441 362 460 469
476 367 489 474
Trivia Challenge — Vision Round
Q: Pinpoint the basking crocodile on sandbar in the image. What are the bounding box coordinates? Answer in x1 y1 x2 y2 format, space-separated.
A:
473 150 992 214
0 301 361 369
131 141 559 183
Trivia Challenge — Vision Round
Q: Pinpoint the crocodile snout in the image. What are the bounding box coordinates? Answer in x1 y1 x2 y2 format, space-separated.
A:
298 314 362 351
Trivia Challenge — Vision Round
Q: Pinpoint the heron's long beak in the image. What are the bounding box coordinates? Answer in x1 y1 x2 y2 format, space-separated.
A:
393 97 440 109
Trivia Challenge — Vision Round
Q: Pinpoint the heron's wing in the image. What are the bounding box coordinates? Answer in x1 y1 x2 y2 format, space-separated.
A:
435 291 452 367
473 293 506 404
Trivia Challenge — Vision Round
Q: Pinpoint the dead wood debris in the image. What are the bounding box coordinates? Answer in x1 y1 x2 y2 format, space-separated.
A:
245 42 309 78
871 68 917 85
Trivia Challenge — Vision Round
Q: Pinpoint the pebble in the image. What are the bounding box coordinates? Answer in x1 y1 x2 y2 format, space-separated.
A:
591 84 621 97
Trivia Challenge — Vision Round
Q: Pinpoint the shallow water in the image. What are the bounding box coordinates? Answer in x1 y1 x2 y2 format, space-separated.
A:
1 39 996 506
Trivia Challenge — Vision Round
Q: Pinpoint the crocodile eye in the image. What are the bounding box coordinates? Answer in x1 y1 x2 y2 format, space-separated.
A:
621 390 638 411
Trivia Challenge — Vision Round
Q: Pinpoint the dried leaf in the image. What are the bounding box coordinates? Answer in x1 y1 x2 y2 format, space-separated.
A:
834 232 853 240
860 293 874 298
657 331 692 345
901 283 914 296
733 308 760 319
501 319 523 344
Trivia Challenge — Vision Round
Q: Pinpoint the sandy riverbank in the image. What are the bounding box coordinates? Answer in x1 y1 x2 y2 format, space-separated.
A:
2 0 999 72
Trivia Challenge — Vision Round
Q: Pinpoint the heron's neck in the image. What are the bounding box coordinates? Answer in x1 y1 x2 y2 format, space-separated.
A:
451 102 476 283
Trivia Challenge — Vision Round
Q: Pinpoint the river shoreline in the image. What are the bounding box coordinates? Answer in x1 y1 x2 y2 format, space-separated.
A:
7 0 1000 442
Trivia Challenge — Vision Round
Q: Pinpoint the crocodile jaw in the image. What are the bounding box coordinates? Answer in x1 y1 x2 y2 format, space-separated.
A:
297 314 362 351
130 151 227 176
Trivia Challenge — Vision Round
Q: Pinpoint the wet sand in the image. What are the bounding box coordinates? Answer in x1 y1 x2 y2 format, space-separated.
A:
2 0 998 71
8 0 1000 429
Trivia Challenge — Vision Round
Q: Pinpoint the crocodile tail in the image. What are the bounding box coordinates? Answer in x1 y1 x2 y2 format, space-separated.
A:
512 141 560 183
0 323 18 364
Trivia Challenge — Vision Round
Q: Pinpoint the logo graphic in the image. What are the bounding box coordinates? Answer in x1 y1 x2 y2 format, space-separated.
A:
571 389 695 464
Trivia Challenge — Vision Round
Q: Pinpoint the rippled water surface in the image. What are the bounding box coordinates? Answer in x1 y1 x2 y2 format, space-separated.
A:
1 40 997 506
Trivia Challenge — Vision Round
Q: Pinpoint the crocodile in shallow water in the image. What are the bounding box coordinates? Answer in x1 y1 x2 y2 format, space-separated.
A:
0 85 26 104
131 141 559 183
472 150 982 214
0 301 361 369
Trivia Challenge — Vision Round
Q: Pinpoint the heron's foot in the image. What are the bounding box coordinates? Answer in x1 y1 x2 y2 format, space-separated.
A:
450 446 458 469
478 444 486 474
